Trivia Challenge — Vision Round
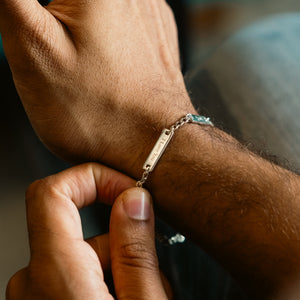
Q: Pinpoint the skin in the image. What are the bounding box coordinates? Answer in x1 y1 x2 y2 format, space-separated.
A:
6 163 170 300
0 0 194 168
1 0 300 298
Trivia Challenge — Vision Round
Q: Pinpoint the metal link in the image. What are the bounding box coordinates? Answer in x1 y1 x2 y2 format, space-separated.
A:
136 165 151 187
169 115 191 133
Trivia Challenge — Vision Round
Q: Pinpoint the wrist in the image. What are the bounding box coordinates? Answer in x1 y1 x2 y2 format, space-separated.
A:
95 92 197 178
130 104 198 179
144 122 212 215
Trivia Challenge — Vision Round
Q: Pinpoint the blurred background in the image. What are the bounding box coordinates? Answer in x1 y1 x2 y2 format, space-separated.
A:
1 0 300 298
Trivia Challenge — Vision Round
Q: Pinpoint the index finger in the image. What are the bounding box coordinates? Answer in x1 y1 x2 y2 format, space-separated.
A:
25 162 135 254
0 0 45 35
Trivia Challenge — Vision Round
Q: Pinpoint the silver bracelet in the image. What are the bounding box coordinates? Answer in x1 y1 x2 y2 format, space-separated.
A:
136 113 213 187
136 113 213 246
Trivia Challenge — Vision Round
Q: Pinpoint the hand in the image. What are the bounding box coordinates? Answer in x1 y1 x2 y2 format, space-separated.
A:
0 0 195 172
6 163 170 300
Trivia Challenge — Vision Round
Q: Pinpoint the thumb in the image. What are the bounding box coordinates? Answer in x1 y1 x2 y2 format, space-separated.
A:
110 187 168 300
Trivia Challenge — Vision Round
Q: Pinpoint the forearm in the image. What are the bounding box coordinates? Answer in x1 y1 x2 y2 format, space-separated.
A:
129 112 299 298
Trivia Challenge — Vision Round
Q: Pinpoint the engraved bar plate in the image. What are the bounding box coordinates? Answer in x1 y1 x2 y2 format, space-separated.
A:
143 129 174 172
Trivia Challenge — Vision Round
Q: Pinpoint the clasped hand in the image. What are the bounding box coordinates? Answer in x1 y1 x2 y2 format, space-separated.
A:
6 163 171 299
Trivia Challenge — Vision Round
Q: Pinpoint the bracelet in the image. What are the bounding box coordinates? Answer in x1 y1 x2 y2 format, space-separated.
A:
136 113 213 246
136 113 213 188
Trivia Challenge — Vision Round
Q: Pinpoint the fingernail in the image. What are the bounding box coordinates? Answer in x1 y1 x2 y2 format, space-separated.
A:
123 188 151 221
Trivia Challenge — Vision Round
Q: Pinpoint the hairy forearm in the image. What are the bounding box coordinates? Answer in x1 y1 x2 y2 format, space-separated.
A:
130 115 300 298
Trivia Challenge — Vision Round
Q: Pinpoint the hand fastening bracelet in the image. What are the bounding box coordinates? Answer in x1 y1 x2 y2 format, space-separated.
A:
136 113 214 246
136 113 214 187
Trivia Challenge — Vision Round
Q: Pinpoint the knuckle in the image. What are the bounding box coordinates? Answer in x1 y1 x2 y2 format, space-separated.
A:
25 176 63 207
25 178 47 203
118 239 158 271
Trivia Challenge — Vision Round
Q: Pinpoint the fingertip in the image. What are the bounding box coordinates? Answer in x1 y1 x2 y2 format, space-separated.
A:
121 187 153 221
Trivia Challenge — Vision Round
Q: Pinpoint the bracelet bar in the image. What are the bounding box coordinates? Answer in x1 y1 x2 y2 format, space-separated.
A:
143 129 174 172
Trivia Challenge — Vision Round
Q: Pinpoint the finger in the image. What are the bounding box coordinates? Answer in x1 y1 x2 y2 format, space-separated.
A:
86 234 111 272
25 163 135 254
110 187 168 300
0 0 45 35
0 0 59 74
159 2 181 70
86 234 173 298
6 268 28 300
